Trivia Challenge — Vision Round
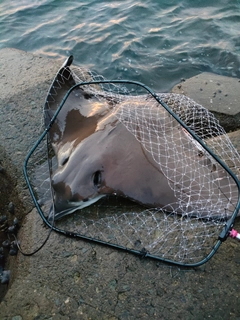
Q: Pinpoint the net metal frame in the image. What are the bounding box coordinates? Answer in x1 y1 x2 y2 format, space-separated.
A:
23 64 240 267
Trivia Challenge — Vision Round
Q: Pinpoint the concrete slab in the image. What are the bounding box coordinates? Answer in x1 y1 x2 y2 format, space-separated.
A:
0 48 60 101
0 48 60 203
172 72 240 116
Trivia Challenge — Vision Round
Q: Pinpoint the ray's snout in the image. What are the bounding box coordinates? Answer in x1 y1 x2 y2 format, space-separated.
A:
48 147 106 221
51 151 87 204
48 177 74 220
48 166 79 220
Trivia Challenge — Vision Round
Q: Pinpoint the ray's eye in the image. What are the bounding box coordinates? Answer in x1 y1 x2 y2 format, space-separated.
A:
61 156 69 166
93 170 102 188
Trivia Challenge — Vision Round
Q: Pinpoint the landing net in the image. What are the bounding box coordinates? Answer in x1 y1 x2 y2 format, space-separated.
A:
24 56 240 267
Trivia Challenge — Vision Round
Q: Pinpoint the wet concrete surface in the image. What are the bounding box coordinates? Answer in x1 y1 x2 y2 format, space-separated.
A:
0 48 240 320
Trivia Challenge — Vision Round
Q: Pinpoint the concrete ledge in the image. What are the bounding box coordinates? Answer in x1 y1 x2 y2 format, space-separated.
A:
0 48 60 204
0 48 60 163
0 48 60 101
171 72 240 116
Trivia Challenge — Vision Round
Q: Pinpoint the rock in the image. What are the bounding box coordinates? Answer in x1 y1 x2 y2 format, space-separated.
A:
1 270 10 284
172 72 240 132
8 202 15 214
0 254 4 264
9 247 18 256
11 316 23 320
2 240 11 249
0 216 7 225
9 241 18 256
13 218 19 226
172 72 240 116
8 225 17 234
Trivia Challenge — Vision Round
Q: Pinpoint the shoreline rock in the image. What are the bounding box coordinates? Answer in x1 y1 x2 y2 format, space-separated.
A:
171 72 240 116
171 72 240 132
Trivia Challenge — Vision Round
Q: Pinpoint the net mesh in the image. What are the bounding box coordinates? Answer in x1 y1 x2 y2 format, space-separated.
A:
25 58 240 265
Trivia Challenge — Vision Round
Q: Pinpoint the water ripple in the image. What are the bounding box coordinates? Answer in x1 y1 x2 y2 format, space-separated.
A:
0 0 239 91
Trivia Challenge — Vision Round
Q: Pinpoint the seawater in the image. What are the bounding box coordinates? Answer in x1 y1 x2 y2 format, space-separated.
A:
0 0 239 91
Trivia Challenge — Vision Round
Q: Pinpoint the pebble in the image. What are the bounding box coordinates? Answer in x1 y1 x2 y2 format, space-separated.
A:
0 253 4 264
11 316 23 320
8 202 15 214
9 248 18 256
9 241 18 256
0 201 21 284
0 215 7 225
13 217 19 226
0 165 4 173
8 225 17 234
2 239 11 248
1 269 10 284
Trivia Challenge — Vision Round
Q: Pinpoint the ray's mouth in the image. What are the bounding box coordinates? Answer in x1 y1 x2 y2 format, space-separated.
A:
48 195 105 222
